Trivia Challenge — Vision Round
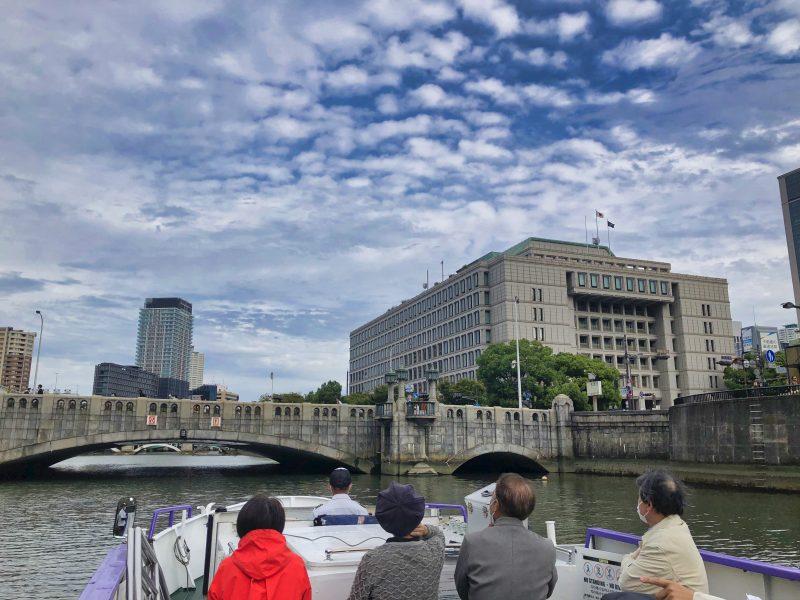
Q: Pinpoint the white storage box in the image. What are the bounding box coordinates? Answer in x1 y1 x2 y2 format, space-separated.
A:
464 482 529 534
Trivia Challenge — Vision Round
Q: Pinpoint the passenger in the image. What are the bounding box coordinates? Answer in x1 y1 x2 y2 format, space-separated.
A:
618 470 708 596
454 473 557 600
347 482 444 600
208 495 311 600
639 577 725 600
313 467 369 518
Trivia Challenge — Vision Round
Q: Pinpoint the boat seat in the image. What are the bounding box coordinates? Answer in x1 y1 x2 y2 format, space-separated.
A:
313 514 379 526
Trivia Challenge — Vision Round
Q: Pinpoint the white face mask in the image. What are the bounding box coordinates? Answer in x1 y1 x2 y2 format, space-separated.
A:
636 500 650 525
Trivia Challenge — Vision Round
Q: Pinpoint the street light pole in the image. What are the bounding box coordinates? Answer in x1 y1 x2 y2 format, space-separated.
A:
33 310 43 391
514 297 522 410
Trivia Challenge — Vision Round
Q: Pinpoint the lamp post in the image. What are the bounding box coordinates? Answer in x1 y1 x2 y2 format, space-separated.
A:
513 296 522 410
33 310 43 391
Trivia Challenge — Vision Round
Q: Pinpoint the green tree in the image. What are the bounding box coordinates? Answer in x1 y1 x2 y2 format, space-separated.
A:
722 352 783 389
368 384 390 404
307 380 342 404
476 339 621 410
448 379 488 405
264 392 304 403
341 392 370 405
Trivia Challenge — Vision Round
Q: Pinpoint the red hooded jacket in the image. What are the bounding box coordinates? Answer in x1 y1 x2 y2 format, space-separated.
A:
208 529 311 600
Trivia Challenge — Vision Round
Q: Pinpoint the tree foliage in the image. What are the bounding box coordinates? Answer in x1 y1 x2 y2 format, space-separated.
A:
476 340 621 410
438 379 487 405
341 392 370 405
722 352 783 389
305 380 342 404
369 384 390 404
261 392 304 403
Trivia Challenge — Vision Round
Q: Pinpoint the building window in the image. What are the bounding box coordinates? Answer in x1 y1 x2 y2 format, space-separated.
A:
637 279 646 292
626 277 634 291
602 275 611 289
649 280 657 294
660 281 669 295
578 273 587 287
590 274 599 288
614 276 623 290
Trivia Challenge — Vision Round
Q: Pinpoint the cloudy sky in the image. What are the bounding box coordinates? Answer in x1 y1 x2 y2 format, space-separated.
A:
1 0 799 400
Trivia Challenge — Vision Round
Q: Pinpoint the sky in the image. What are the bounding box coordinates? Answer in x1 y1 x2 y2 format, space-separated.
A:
1 0 799 401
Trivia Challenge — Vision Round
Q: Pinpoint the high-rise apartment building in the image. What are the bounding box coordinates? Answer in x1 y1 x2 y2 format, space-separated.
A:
349 238 736 408
779 167 800 323
189 349 204 389
135 298 193 382
0 327 36 392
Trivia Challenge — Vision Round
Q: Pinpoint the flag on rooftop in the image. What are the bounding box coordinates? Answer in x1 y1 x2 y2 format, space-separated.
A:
596 210 604 218
607 221 615 228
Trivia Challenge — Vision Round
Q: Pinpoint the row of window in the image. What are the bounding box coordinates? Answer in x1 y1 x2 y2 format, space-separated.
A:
273 406 372 419
5 397 40 409
574 299 660 317
702 321 714 334
576 272 671 296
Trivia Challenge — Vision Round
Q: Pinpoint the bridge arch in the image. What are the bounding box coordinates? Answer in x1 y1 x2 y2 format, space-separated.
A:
448 443 554 476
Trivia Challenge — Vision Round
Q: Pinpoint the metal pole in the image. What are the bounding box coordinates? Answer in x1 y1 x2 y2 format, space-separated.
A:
624 333 633 409
33 310 43 390
514 297 522 410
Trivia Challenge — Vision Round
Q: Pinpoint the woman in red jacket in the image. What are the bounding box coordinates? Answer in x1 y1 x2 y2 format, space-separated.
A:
209 495 311 600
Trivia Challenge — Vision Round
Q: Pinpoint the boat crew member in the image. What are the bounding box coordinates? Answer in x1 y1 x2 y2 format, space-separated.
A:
208 495 311 600
618 470 709 596
313 467 369 518
347 482 445 600
454 472 557 600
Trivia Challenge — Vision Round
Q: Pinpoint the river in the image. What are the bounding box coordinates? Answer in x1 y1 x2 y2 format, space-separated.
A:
1 454 798 599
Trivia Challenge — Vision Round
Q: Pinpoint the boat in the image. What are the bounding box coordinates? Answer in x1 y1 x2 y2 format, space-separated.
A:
80 485 800 600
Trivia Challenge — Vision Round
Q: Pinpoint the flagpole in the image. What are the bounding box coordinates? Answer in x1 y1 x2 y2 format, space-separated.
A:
607 220 611 251
595 210 600 244
585 215 589 254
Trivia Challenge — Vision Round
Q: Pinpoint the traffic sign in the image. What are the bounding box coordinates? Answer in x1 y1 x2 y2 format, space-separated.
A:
765 349 776 363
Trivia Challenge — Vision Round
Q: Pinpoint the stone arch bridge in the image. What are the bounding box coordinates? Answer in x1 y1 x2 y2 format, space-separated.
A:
0 393 571 476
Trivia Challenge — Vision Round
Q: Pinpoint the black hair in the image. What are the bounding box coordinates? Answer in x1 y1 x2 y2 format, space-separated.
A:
236 495 286 538
329 467 352 491
636 469 687 517
494 473 536 520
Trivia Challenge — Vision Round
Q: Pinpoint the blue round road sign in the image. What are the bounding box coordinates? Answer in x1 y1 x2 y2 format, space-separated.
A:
765 349 776 363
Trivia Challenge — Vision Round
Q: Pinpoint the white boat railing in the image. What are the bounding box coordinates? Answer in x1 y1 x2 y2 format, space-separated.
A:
127 526 169 600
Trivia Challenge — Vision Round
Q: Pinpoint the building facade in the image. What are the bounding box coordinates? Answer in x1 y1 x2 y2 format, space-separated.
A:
157 377 190 399
135 298 193 382
349 238 736 408
741 325 779 355
778 324 799 349
191 383 239 402
779 167 800 324
732 320 743 356
0 327 36 392
92 363 158 398
189 349 204 389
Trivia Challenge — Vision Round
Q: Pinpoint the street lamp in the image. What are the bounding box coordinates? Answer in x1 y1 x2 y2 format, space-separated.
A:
781 302 799 309
33 310 43 391
513 297 522 410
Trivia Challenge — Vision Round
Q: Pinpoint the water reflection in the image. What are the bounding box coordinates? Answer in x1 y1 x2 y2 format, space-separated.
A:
0 455 797 599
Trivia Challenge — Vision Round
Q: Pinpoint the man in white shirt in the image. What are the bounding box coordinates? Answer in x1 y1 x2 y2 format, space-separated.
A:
313 467 369 518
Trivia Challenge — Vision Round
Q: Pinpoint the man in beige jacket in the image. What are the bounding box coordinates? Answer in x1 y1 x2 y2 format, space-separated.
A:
618 470 709 596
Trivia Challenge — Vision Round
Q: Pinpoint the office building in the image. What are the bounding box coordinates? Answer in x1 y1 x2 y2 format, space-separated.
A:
0 327 36 392
732 321 743 356
189 349 204 389
741 325 779 354
92 363 158 398
135 298 193 382
191 383 239 402
349 237 737 408
157 377 190 399
779 167 800 324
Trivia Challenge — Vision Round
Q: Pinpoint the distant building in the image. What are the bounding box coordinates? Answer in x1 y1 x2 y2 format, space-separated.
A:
93 363 158 398
732 321 742 356
191 383 239 402
135 297 193 384
0 327 36 393
778 324 799 349
189 349 204 389
350 237 736 408
779 167 800 323
157 377 190 399
741 325 779 355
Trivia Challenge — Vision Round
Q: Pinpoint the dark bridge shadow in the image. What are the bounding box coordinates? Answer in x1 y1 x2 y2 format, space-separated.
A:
453 451 549 476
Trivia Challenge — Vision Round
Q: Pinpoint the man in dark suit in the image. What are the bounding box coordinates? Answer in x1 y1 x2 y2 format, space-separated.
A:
455 473 557 600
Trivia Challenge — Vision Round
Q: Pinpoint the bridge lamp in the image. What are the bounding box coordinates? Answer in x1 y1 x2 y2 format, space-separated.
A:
395 368 408 382
781 301 799 309
424 368 439 382
384 371 397 385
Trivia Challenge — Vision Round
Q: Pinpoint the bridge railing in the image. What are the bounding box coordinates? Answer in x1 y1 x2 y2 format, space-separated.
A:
674 384 800 405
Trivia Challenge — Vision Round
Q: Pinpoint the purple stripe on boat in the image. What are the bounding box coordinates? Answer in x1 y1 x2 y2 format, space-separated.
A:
79 544 126 600
585 527 800 582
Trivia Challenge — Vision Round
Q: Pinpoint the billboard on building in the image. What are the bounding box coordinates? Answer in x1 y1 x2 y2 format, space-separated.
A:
742 328 754 352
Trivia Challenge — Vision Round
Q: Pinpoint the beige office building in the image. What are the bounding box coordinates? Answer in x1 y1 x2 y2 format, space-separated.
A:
0 327 37 393
189 349 204 389
349 238 736 408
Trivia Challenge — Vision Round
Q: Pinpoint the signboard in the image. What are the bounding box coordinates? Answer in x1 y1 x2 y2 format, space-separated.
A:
742 329 754 353
211 416 222 428
586 381 602 397
761 332 780 354
580 547 623 600
765 349 776 363
146 415 157 426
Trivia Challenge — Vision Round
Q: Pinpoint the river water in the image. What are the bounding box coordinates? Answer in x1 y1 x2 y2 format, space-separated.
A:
1 455 798 599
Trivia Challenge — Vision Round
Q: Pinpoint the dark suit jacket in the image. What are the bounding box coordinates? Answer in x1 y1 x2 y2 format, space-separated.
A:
454 517 558 600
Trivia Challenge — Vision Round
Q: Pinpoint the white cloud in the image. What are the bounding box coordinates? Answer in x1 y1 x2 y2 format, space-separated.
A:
438 66 465 82
376 93 399 114
384 31 470 70
525 12 591 41
766 20 800 56
261 115 315 140
458 0 520 37
585 87 656 104
325 66 399 90
245 85 313 112
464 77 521 104
109 64 162 89
702 15 754 48
410 83 455 107
606 0 663 26
521 83 574 107
602 33 700 70
303 18 373 53
362 0 456 30
513 47 569 69
459 139 514 160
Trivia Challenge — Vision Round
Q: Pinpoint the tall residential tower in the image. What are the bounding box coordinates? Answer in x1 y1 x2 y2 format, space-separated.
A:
349 238 736 408
189 349 204 389
135 298 193 382
0 327 36 392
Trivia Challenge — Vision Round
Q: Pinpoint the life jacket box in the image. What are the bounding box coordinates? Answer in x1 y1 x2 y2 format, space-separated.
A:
464 482 529 534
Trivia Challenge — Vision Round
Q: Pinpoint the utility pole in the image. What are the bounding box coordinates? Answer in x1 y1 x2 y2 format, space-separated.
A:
514 297 523 410
33 310 43 390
